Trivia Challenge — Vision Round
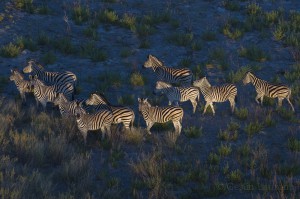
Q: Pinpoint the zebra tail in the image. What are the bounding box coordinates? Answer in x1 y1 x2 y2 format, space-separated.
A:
288 88 292 99
131 112 135 129
234 95 238 103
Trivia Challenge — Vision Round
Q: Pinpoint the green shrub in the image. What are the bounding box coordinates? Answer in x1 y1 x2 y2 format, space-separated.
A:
98 9 119 24
117 94 135 106
120 13 136 31
234 107 248 120
53 37 76 54
83 26 98 40
218 143 232 157
226 66 250 83
245 121 263 137
227 169 242 183
80 42 107 62
96 72 122 92
223 0 240 11
246 2 262 16
130 72 145 87
14 0 35 13
72 3 90 25
184 126 203 138
223 25 243 40
120 48 133 58
238 45 269 62
207 152 220 165
168 32 194 47
0 43 20 58
201 31 217 41
41 52 56 65
218 129 238 141
37 4 51 15
37 32 50 45
287 137 300 152
16 36 38 51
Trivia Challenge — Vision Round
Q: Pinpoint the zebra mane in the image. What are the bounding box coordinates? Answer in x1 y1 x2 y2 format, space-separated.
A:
157 81 172 88
93 93 111 106
149 55 164 67
201 77 212 87
29 59 44 70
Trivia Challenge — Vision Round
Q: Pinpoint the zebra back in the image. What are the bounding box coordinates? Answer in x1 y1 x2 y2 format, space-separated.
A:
138 98 183 123
143 55 193 86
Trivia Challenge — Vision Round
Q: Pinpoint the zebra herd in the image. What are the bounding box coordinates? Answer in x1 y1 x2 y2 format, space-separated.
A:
9 55 295 144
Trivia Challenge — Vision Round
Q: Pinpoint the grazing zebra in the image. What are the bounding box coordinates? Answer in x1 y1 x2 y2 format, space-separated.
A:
9 69 32 102
143 54 193 86
138 98 184 135
29 75 74 109
85 93 135 130
193 77 237 116
154 81 200 113
243 71 294 111
23 60 77 98
74 101 113 144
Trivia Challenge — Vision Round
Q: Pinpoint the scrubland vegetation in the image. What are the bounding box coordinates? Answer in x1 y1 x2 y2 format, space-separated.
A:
0 0 299 198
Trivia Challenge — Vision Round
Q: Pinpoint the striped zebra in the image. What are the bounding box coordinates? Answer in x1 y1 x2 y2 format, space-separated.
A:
23 60 77 98
143 54 193 86
193 77 237 116
85 93 135 130
74 101 113 144
9 69 32 102
29 75 74 110
154 81 200 113
243 71 294 111
53 93 85 117
138 98 184 135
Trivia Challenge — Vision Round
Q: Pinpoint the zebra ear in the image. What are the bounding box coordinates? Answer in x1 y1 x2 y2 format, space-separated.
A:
138 97 141 102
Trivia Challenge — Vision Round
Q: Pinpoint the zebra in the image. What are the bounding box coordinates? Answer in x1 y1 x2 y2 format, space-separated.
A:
143 54 193 86
154 81 200 113
138 98 184 135
29 75 74 110
193 77 237 116
53 93 85 117
23 59 77 98
85 93 135 130
243 71 294 112
74 101 113 144
9 69 32 102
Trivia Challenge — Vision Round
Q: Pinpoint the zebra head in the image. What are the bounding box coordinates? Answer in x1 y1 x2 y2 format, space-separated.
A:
23 59 43 73
143 54 163 69
74 101 86 119
153 81 172 95
53 93 68 106
243 72 252 85
138 98 151 112
193 77 207 88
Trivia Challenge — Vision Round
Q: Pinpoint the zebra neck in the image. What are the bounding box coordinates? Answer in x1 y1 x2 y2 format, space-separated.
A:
198 85 211 96
141 107 150 120
250 75 264 88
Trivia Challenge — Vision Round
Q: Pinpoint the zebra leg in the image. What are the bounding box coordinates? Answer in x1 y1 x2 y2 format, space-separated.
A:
146 122 154 135
106 125 112 139
229 98 235 113
260 96 264 105
80 130 88 145
203 102 210 115
277 97 283 108
100 127 106 139
255 93 263 104
286 97 295 112
191 99 197 113
210 103 215 116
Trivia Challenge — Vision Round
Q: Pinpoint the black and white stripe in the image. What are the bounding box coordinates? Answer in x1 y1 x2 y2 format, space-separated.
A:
154 81 200 113
23 60 77 97
138 98 184 134
143 55 193 86
29 75 74 109
74 102 113 144
85 93 135 130
53 93 85 117
193 77 237 115
243 71 294 111
9 69 32 102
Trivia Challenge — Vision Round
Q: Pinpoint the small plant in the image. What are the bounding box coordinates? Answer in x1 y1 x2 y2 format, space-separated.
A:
207 152 220 165
83 26 98 40
41 51 56 65
16 36 38 51
53 37 76 54
179 57 193 68
218 143 232 157
201 31 217 41
14 0 35 13
98 9 119 24
218 129 238 141
120 48 133 58
227 169 242 183
37 32 50 46
287 137 300 152
184 126 203 138
37 4 51 15
139 39 150 49
227 121 240 132
130 72 145 87
72 3 90 25
238 45 269 62
222 0 240 11
245 121 263 137
123 128 144 145
234 107 248 120
264 111 275 127
117 94 135 106
238 143 251 157
277 108 297 122
246 2 262 16
80 42 107 62
223 24 243 40
208 47 229 70
96 72 122 92
167 31 194 47
192 64 204 78
0 42 20 58
273 26 285 41
226 66 250 83
120 13 136 32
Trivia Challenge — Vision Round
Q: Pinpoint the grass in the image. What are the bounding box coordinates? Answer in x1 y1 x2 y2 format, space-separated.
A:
234 107 248 120
41 51 57 65
120 13 136 31
184 126 203 138
72 3 90 25
80 42 107 62
222 0 241 12
16 36 38 51
0 42 20 58
130 72 145 87
245 121 263 137
123 128 144 145
83 26 98 40
14 0 35 13
287 138 300 152
238 45 269 62
218 143 232 157
53 37 76 55
167 31 194 47
208 47 229 70
207 152 220 165
218 129 238 141
96 72 122 92
117 94 135 106
227 169 242 183
98 9 119 24
201 31 217 41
